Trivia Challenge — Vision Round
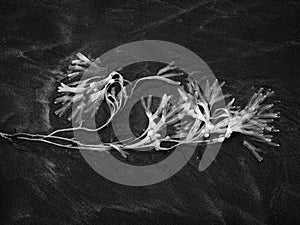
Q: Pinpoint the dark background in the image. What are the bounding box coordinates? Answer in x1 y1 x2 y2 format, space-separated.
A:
0 0 299 224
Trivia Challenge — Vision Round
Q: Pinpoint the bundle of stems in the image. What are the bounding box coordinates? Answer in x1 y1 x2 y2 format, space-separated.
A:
0 53 280 161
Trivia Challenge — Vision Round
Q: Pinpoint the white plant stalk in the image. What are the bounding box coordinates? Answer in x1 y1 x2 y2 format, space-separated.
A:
0 53 280 162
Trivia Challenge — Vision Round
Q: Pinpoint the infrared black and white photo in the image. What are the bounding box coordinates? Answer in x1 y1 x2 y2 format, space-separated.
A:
0 0 299 225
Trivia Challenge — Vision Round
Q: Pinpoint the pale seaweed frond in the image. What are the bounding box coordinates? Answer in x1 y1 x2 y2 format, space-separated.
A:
67 53 107 79
0 60 280 164
225 88 280 143
55 70 128 127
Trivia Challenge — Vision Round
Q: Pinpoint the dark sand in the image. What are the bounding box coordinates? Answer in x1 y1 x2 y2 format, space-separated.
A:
0 0 299 224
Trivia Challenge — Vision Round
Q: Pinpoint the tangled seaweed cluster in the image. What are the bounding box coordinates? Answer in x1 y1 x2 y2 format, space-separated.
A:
0 53 280 162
